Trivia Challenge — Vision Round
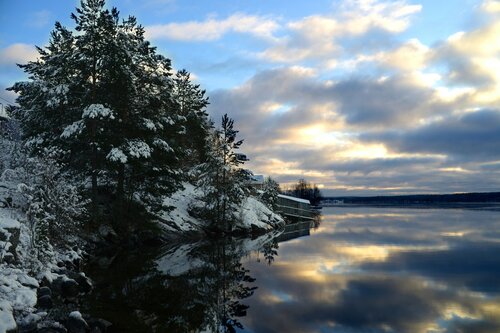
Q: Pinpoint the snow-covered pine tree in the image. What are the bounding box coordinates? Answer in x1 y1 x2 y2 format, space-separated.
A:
259 177 280 210
9 21 79 159
10 0 184 225
173 69 211 175
196 115 252 232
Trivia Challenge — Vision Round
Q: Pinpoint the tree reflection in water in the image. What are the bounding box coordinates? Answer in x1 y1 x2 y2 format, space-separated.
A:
83 229 283 332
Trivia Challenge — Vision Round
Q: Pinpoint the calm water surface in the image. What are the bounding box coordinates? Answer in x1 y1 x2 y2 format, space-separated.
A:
85 207 500 333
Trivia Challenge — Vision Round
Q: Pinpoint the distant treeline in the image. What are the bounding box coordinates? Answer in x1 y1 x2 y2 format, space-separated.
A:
324 192 500 204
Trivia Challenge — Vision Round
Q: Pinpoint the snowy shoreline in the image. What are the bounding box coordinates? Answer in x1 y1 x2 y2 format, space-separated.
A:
0 182 285 333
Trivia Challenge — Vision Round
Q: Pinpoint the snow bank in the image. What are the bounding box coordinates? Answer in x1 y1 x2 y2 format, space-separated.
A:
0 301 16 333
158 183 204 233
0 266 38 333
0 214 20 230
157 183 284 235
236 197 284 232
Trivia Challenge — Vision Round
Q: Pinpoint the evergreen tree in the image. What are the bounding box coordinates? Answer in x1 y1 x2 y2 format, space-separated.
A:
196 115 251 232
259 177 280 210
172 69 211 175
9 0 184 226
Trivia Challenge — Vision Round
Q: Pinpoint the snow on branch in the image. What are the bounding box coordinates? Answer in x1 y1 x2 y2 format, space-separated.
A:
128 140 152 159
107 148 128 164
82 104 115 120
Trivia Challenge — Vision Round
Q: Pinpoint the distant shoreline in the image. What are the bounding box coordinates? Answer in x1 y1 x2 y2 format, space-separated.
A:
322 202 500 211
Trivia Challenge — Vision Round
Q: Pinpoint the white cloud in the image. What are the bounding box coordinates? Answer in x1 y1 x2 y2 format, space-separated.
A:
373 39 430 72
481 0 500 13
145 13 279 41
260 0 421 63
433 13 500 105
0 43 38 66
339 0 422 34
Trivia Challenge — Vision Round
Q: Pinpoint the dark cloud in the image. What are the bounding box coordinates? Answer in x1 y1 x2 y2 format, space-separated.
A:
364 109 500 161
432 45 494 88
363 240 500 293
331 76 447 127
208 67 500 194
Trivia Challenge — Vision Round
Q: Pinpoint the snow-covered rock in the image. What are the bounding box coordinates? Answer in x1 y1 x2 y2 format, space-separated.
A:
158 183 204 233
157 182 284 235
0 301 16 333
236 196 284 232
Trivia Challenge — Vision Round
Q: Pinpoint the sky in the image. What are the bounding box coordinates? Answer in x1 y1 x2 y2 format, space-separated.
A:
1 0 499 196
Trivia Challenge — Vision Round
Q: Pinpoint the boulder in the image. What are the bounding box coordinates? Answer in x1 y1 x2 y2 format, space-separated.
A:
61 279 79 299
75 274 92 294
38 286 52 298
36 295 53 309
3 252 15 264
66 312 89 333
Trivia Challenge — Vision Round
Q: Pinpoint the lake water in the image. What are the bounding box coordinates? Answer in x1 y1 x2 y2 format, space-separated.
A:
84 207 500 333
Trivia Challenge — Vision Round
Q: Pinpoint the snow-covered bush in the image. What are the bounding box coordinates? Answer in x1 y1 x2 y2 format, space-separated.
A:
2 149 87 271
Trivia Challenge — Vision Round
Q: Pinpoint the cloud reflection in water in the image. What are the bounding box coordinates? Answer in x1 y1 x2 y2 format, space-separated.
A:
239 207 500 333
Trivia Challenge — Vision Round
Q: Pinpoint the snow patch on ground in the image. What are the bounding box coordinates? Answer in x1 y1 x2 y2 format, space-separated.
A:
0 212 20 230
0 266 38 333
157 182 284 234
0 301 16 333
159 183 204 233
236 197 284 231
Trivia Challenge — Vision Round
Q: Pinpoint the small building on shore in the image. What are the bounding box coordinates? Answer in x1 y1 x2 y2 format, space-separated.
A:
276 194 314 221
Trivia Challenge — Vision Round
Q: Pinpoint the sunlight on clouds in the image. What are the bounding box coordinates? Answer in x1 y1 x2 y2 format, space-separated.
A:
339 143 388 159
0 43 38 66
435 86 475 102
297 124 346 147
441 231 467 237
261 0 421 63
481 0 500 13
257 158 328 180
376 39 430 71
449 22 500 56
438 167 474 174
260 102 291 114
340 0 422 34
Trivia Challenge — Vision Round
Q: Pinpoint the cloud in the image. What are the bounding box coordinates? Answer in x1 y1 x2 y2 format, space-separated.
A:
145 13 279 41
260 0 421 63
330 75 446 127
207 58 500 194
364 109 500 162
481 0 500 13
0 43 38 67
430 7 500 105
